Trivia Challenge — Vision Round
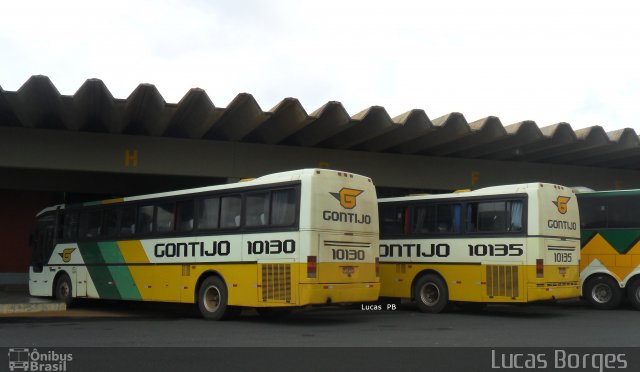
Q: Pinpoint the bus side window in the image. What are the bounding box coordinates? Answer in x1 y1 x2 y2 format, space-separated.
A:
437 204 461 233
271 189 296 226
102 207 121 238
606 196 640 228
63 211 80 241
120 206 137 236
176 200 195 231
137 205 154 234
413 205 436 234
480 201 506 231
220 196 242 228
466 204 477 232
79 209 103 239
246 192 270 227
196 197 220 230
379 206 406 237
155 202 175 233
468 201 519 233
508 200 523 232
578 196 607 229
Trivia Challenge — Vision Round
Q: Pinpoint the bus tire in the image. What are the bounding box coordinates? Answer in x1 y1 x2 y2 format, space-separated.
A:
584 275 622 310
197 276 238 320
54 273 73 306
626 278 640 310
413 274 449 313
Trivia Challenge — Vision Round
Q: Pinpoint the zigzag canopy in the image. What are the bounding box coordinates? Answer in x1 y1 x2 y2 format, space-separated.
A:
1 75 639 169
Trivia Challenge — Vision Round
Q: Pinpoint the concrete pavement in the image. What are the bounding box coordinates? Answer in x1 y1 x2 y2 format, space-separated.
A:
0 284 65 315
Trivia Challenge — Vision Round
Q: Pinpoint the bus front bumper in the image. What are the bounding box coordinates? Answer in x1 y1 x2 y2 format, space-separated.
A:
298 282 380 305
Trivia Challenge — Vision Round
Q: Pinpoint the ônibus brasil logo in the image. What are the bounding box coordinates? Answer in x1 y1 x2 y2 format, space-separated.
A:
330 188 364 209
553 196 571 215
7 348 73 371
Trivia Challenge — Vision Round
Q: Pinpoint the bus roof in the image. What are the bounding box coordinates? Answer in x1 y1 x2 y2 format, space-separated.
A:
36 168 372 217
575 188 640 197
379 182 572 203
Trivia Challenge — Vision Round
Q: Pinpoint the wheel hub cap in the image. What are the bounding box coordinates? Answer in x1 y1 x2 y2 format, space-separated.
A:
592 283 612 304
420 283 440 305
203 286 221 312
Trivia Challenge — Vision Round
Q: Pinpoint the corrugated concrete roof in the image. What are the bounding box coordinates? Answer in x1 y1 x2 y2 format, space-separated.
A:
1 75 639 170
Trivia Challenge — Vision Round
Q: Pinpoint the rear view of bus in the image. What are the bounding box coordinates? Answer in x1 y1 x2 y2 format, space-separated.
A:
378 183 580 313
300 170 380 305
528 184 581 302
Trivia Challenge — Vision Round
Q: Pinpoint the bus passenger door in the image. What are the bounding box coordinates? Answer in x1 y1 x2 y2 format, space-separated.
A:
31 214 57 272
73 267 87 297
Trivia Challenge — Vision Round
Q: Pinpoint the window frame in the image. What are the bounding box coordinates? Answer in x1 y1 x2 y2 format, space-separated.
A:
56 181 301 242
578 193 640 230
379 193 528 239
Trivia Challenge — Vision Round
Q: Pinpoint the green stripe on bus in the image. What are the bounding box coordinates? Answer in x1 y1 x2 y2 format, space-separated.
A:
106 265 142 300
599 230 640 254
97 242 142 300
78 242 121 300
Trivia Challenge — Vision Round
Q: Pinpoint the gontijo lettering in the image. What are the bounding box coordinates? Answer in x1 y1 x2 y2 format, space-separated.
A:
324 187 372 224
154 241 230 257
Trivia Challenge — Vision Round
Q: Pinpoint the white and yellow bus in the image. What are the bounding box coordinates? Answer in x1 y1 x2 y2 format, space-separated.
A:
29 169 380 320
378 183 581 313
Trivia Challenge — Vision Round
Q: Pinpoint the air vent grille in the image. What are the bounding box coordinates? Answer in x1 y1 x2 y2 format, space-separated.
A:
486 265 519 298
261 263 292 302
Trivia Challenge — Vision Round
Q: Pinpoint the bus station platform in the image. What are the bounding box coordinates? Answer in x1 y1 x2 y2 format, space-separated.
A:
0 284 66 314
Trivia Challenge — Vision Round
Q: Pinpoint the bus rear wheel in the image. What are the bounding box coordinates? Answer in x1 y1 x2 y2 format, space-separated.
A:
54 273 73 306
627 279 640 310
413 274 449 313
197 276 239 320
585 275 622 310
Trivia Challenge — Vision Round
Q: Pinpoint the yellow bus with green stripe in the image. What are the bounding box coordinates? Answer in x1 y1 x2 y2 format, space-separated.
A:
29 169 380 320
378 183 581 313
577 189 640 310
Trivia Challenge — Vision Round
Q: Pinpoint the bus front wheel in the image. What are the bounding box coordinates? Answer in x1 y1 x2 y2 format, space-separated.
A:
584 275 622 310
197 276 239 320
54 273 73 306
626 279 640 310
413 274 449 313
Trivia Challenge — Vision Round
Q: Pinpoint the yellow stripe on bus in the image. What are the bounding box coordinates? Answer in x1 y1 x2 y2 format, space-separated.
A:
118 240 150 264
581 235 640 281
117 240 153 300
102 198 125 205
